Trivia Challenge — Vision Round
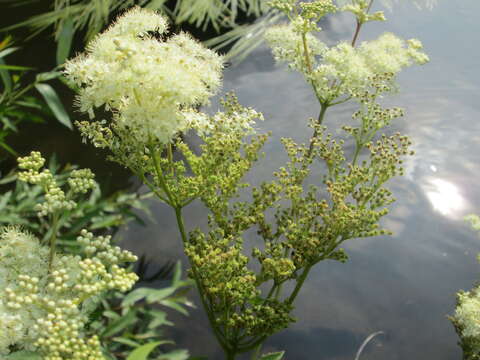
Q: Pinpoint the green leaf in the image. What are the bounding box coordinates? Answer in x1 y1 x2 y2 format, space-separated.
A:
56 17 74 65
34 83 72 129
147 309 173 328
0 140 17 156
159 298 189 316
36 71 62 83
122 287 151 307
112 336 142 348
0 64 32 71
158 349 190 360
0 58 12 92
146 287 177 303
100 308 138 338
172 261 182 285
6 351 42 359
259 351 285 360
126 341 168 360
0 46 19 59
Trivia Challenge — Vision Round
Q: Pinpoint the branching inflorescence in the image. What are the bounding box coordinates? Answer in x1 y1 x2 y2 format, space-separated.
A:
65 3 428 359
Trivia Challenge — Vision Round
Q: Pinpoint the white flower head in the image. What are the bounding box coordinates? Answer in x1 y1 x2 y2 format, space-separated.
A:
65 7 224 145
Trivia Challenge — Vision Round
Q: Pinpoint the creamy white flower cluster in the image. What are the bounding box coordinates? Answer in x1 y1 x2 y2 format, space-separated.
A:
0 226 138 358
265 2 429 104
18 152 95 216
185 94 263 137
64 7 224 145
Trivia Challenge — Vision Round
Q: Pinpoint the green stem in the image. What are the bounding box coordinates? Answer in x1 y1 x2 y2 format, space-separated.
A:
173 205 231 354
351 20 362 47
351 139 362 167
351 0 375 47
301 32 322 103
287 265 312 305
307 103 329 158
250 343 263 360
150 144 176 206
48 213 60 273
148 142 233 355
9 83 35 104
167 143 174 176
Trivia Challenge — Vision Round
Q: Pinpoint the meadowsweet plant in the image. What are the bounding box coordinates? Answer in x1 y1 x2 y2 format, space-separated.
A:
451 215 480 360
0 226 138 359
66 4 428 359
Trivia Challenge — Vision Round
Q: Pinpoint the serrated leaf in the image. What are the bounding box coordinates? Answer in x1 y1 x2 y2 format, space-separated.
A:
34 83 72 129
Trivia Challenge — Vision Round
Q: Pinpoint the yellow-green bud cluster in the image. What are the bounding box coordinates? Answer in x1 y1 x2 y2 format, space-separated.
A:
0 227 138 358
68 169 95 194
17 152 96 217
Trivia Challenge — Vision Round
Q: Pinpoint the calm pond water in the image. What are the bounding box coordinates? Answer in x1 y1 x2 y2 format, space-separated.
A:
117 1 480 359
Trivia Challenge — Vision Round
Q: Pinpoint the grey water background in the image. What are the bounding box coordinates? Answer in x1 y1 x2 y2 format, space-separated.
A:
118 1 480 359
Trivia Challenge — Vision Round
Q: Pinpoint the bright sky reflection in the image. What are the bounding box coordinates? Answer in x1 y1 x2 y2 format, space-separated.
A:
424 178 466 218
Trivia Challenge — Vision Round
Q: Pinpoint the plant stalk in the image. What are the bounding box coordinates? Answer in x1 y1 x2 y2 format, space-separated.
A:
48 213 60 273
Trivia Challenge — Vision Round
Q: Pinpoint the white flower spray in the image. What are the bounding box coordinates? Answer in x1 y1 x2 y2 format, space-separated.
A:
65 6 224 145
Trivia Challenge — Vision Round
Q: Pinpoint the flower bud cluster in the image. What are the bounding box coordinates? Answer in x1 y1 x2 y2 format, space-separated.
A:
186 231 258 306
17 152 96 217
169 95 268 209
0 226 138 358
342 0 386 24
227 300 294 337
68 169 96 194
186 230 295 339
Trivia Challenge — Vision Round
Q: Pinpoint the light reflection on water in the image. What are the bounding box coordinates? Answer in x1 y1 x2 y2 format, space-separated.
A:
424 178 468 218
119 0 480 359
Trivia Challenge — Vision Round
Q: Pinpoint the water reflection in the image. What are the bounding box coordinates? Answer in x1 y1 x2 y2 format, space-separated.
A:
423 178 467 218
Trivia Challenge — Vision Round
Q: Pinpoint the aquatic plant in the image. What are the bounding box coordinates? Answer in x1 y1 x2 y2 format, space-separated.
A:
66 3 427 359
